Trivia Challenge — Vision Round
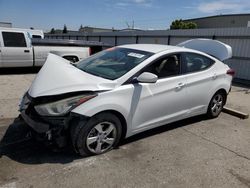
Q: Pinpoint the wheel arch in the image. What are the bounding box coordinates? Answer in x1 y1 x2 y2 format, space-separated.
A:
214 88 228 105
93 110 128 140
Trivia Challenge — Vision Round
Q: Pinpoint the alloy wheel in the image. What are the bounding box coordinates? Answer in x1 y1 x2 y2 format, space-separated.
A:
86 122 117 154
211 93 223 117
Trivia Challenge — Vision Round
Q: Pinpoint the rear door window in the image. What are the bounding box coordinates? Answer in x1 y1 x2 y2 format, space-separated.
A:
2 32 27 47
181 53 214 74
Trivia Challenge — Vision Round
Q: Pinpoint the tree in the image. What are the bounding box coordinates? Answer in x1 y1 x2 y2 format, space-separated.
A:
186 22 197 29
63 24 68 33
170 19 197 29
50 28 55 34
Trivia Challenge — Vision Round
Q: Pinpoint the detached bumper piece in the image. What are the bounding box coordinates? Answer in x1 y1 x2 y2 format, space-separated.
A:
21 110 70 147
19 93 89 148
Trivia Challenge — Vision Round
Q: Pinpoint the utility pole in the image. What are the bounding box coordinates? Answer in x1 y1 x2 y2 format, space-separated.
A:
125 21 130 29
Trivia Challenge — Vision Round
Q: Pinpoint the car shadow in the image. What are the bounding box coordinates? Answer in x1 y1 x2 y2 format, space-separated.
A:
0 67 41 75
0 117 81 165
0 115 207 165
120 115 206 146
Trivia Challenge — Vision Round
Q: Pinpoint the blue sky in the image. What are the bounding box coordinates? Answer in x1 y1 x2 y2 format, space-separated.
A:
0 0 250 31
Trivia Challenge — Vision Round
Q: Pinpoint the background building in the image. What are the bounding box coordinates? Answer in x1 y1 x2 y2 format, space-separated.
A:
0 22 12 28
79 26 116 33
184 14 250 28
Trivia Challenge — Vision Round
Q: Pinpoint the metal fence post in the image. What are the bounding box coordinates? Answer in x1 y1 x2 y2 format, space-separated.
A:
167 35 171 45
115 36 117 46
136 35 139 44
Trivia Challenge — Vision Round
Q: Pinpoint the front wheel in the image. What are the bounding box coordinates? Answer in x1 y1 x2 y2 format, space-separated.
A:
71 112 122 157
207 91 226 118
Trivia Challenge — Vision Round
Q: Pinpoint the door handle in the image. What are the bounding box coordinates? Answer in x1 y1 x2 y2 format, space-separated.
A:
212 73 217 80
176 82 185 90
24 50 30 53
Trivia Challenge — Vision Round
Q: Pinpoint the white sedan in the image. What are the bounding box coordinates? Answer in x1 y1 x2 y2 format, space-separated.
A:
19 39 235 156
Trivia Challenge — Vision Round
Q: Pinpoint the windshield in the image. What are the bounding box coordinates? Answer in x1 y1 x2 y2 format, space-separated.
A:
76 47 153 80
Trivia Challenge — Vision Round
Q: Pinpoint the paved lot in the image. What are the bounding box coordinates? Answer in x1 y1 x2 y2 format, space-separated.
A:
0 68 37 119
0 71 249 188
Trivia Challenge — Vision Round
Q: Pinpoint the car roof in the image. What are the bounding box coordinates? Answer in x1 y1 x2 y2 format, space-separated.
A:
119 44 218 61
120 44 186 53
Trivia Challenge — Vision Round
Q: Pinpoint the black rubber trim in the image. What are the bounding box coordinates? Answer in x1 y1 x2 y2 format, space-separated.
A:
32 38 111 47
21 111 49 133
27 90 98 105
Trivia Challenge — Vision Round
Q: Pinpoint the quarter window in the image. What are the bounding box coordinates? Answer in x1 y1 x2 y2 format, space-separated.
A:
144 54 180 78
2 32 27 47
182 53 214 73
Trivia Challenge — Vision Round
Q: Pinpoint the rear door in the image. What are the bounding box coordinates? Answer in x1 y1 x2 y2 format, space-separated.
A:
181 52 216 116
0 31 33 67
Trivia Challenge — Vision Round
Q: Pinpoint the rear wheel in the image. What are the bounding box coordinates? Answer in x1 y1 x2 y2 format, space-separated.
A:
207 91 226 118
71 112 122 157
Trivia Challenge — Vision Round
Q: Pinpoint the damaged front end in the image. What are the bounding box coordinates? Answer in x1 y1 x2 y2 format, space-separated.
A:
18 53 114 148
19 92 90 148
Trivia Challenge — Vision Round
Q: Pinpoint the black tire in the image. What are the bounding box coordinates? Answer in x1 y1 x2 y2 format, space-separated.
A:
207 91 226 118
70 112 122 157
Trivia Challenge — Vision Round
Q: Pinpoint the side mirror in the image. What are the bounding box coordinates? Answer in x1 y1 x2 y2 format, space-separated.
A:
136 72 158 83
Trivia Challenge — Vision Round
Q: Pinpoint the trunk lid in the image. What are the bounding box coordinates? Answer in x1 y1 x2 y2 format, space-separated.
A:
177 39 232 61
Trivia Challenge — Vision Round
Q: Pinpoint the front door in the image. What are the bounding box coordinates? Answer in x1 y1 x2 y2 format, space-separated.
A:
131 54 188 133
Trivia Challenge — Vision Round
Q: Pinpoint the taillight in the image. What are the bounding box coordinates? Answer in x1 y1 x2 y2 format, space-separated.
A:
226 69 235 76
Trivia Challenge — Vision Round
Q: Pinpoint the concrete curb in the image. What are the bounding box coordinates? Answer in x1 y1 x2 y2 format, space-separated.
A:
222 107 249 119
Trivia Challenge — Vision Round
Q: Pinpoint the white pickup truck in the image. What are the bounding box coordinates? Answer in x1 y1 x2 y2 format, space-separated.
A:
0 28 107 68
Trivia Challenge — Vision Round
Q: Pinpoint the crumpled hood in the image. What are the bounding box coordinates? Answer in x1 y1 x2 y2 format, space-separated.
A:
28 53 116 97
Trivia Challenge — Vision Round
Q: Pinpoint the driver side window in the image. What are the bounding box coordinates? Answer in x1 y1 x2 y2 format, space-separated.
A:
144 54 181 79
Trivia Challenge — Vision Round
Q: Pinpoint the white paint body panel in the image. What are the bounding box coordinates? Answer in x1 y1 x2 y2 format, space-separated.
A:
26 43 233 138
33 46 89 66
177 38 232 61
0 30 33 67
28 54 116 97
